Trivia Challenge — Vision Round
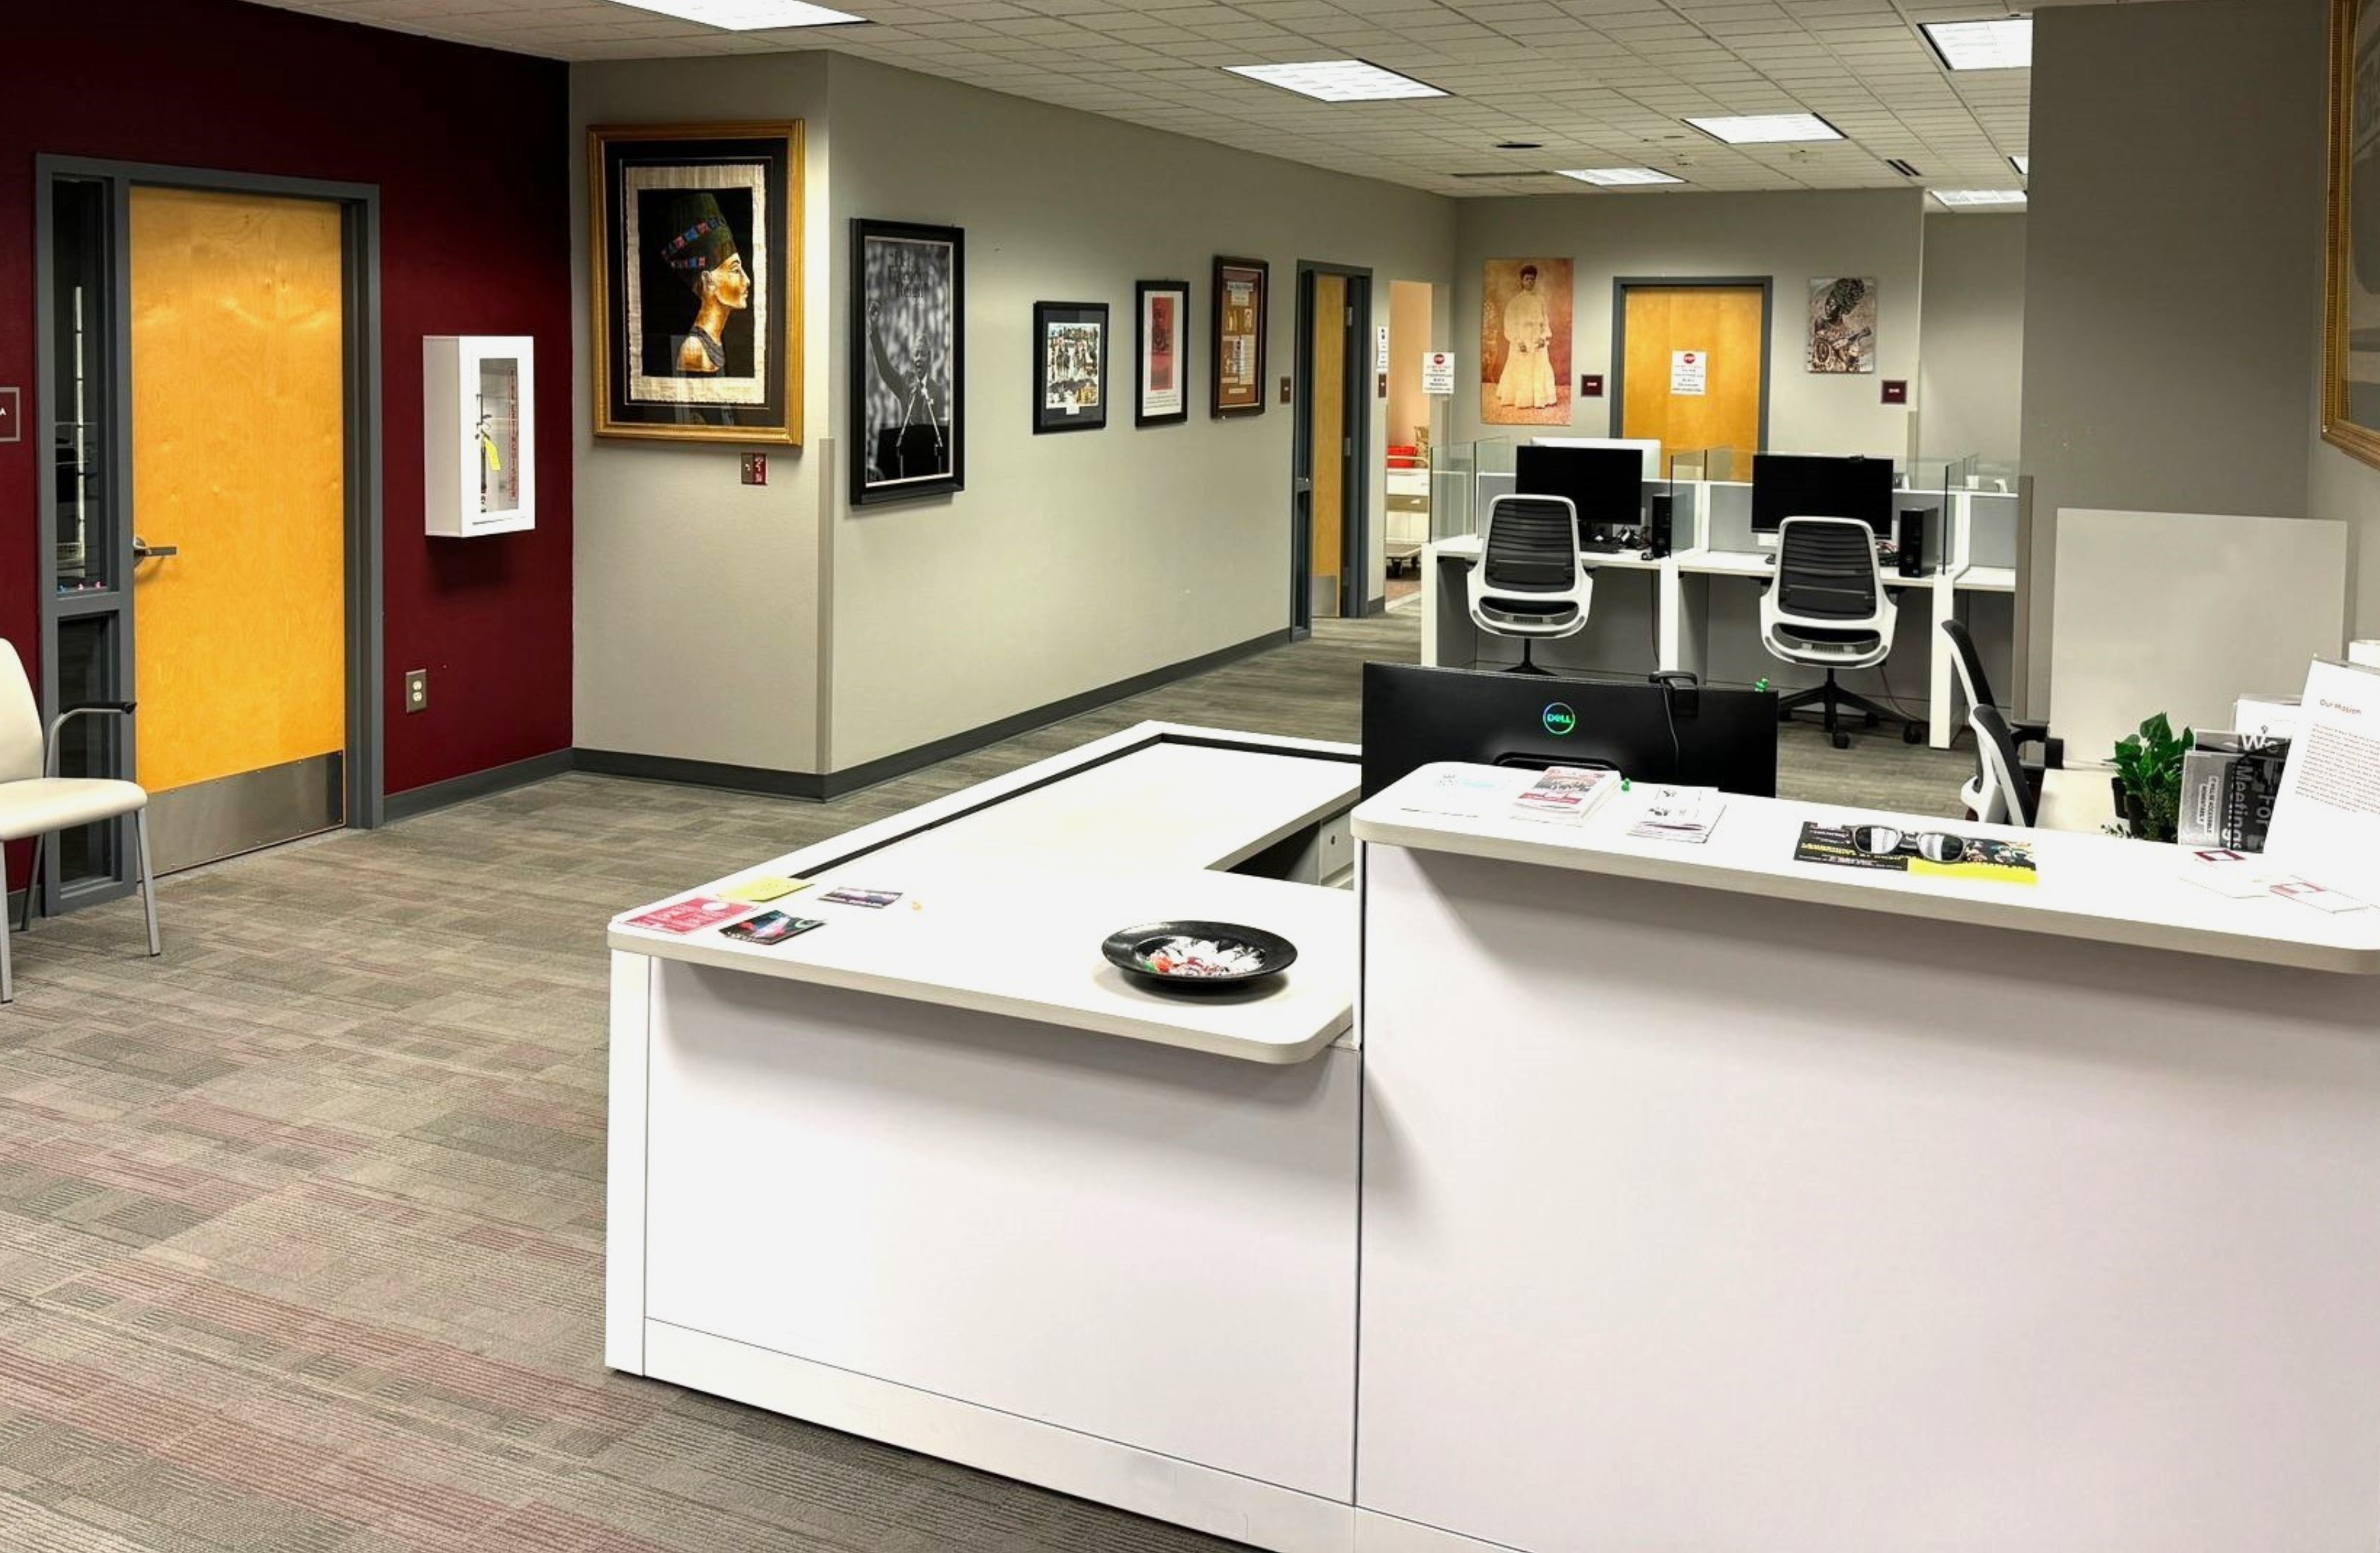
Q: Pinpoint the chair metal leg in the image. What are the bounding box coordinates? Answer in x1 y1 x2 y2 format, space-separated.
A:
1 871 13 1005
135 810 161 959
18 833 41 934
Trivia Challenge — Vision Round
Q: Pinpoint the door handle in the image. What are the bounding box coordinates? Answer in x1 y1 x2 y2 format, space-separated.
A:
132 537 180 562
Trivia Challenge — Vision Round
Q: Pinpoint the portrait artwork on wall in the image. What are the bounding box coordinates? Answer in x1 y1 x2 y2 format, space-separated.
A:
1033 301 1109 434
589 121 800 444
1212 257 1268 417
2326 0 2380 467
1480 257 1573 426
852 219 965 505
1136 281 1189 426
1807 277 1879 374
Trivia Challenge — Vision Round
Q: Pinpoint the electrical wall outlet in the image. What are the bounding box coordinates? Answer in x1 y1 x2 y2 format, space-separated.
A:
405 669 428 713
741 451 767 485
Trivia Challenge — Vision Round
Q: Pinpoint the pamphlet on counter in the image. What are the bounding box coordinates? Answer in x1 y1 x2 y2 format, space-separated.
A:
1794 822 2037 885
1511 766 1619 825
1627 786 1725 844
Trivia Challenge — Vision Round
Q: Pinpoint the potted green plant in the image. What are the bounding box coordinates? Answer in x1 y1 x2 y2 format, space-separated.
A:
2110 713 2192 842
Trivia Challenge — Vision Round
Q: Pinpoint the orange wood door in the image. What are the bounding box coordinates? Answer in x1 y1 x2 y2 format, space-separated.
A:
1620 285 1765 475
1309 273 1346 616
129 187 346 802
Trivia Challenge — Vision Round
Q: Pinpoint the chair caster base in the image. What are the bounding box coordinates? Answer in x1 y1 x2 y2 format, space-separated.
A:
1902 723 1926 745
1831 731 1851 750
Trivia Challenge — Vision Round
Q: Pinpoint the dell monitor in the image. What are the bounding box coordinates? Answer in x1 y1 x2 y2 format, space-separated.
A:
1750 453 1895 537
1515 444 1646 544
1361 663 1779 800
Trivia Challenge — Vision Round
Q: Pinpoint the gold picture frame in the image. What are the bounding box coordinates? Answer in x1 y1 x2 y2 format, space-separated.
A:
589 121 802 444
2324 0 2380 468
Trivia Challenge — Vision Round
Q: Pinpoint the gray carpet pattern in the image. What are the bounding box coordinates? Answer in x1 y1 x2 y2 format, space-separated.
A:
0 617 1970 1550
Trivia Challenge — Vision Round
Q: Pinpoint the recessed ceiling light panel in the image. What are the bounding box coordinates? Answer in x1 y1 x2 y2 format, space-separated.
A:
1922 18 2033 71
1224 59 1449 102
1684 113 1843 145
1557 167 1685 186
608 0 865 27
1932 188 2027 209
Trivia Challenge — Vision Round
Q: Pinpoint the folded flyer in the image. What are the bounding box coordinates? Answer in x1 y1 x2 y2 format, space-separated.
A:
1627 786 1725 844
1794 821 2037 885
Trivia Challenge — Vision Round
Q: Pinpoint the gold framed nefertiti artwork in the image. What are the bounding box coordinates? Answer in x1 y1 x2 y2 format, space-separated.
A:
589 121 801 444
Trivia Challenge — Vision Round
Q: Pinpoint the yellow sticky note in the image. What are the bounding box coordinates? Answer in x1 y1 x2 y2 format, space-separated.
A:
721 876 808 905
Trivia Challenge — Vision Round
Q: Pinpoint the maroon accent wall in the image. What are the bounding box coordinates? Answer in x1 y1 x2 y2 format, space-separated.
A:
0 0 572 808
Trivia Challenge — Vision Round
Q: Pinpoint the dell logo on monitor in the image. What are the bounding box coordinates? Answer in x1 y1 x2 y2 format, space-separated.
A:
1541 702 1577 736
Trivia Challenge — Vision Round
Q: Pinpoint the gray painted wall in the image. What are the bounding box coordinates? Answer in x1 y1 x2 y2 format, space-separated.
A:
2019 0 2330 709
1916 212 2025 467
569 53 1455 778
1452 188 1928 458
824 56 1455 770
571 54 834 773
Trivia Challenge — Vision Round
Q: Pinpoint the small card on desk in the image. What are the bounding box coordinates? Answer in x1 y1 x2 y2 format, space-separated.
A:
627 897 757 934
720 911 826 946
721 875 809 904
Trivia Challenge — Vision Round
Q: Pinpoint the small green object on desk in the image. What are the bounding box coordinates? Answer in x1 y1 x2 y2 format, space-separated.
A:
1755 678 1771 693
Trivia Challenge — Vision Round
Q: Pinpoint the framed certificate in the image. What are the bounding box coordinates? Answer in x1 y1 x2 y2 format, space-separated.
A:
1211 256 1268 417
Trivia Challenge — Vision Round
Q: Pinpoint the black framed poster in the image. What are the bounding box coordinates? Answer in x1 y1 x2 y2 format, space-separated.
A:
852 218 965 504
1033 301 1109 434
1135 280 1189 426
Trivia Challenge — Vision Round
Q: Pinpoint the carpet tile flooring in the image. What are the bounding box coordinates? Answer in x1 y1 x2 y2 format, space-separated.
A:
0 617 1972 1550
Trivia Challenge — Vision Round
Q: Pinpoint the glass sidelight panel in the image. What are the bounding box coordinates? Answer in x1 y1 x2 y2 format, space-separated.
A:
53 614 123 889
49 178 117 596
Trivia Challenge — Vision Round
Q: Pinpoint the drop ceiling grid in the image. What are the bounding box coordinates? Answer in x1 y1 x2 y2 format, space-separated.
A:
237 0 2155 193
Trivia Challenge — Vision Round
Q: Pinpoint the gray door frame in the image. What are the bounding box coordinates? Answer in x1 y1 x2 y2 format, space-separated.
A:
32 156 384 914
1608 276 1774 458
1291 260 1375 629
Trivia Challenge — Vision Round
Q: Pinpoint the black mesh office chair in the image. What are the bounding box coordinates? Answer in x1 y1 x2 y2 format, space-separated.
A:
1940 620 2060 811
1467 494 1591 676
1758 515 1923 748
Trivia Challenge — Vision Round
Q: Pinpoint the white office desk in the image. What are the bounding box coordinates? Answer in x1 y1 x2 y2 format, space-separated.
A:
608 725 1367 1553
1353 763 2380 1552
1429 537 2012 748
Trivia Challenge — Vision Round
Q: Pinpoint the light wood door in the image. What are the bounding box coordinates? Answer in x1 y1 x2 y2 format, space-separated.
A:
130 187 346 871
1308 273 1347 619
1620 284 1766 475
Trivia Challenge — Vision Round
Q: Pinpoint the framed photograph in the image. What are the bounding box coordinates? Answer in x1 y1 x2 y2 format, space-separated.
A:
1808 277 1878 374
1136 281 1189 426
2326 0 2380 467
589 121 800 444
852 219 965 505
1032 302 1109 435
1213 257 1268 417
1481 258 1572 426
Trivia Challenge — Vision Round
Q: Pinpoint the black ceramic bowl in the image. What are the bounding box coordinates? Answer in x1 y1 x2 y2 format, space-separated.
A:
1101 920 1297 989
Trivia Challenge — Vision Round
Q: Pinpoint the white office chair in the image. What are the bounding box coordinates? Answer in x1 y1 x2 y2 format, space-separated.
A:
1940 619 2059 819
1759 515 1922 749
1969 704 2037 827
0 641 160 1004
1469 493 1591 676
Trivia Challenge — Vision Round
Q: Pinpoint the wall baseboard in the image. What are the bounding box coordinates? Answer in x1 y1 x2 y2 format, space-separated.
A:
383 749 576 823
573 749 826 800
575 627 1296 804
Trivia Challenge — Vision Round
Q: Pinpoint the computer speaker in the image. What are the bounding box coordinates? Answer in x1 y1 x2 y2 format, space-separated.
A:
1895 509 1926 576
1647 493 1674 559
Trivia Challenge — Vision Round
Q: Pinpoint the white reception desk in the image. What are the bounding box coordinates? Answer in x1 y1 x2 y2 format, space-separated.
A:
608 735 2380 1552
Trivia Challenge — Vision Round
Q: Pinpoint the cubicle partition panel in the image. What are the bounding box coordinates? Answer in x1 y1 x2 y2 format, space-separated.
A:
2051 509 2346 764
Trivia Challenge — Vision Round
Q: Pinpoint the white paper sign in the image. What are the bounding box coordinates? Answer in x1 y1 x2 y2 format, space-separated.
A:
2264 659 2380 890
1375 326 1390 372
1670 350 1709 396
1422 351 1457 395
